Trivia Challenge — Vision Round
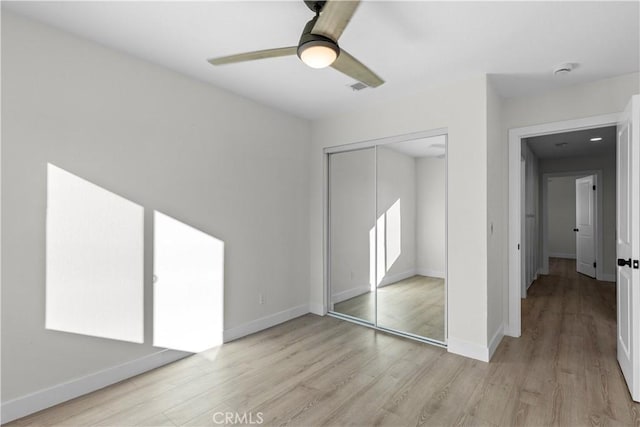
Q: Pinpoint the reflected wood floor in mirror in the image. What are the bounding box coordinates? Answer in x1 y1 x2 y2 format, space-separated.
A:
7 259 640 426
333 275 445 341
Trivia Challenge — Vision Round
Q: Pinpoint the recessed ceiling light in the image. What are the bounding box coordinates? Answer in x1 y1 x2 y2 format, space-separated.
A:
590 137 603 142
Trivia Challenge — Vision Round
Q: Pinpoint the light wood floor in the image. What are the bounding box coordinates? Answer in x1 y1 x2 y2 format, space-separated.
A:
7 258 640 426
333 275 445 341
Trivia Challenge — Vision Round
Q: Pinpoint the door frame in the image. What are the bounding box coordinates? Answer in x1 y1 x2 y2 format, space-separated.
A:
323 127 449 346
541 170 606 281
508 113 620 337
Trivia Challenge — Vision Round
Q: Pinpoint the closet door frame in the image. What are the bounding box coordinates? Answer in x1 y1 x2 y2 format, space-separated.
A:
324 128 449 347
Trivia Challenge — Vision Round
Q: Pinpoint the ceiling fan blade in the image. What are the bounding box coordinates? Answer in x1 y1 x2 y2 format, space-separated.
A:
331 49 384 88
208 47 297 66
311 0 360 42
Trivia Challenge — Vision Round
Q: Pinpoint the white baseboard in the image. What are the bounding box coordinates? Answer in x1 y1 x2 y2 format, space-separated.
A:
223 304 310 342
447 336 490 362
378 269 416 287
503 323 520 338
308 303 325 316
2 303 313 424
598 273 616 283
331 286 370 304
548 252 576 259
526 275 536 290
415 268 446 279
0 349 190 424
488 326 504 361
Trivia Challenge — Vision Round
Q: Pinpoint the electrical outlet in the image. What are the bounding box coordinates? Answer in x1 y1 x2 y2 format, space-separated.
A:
259 293 265 305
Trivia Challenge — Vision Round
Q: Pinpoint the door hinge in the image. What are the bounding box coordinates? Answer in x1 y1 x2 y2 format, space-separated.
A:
593 261 597 268
634 260 639 269
593 185 596 190
517 243 520 250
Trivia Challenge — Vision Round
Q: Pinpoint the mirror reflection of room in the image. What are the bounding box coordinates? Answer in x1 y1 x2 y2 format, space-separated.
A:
376 137 446 342
329 135 446 343
329 148 376 324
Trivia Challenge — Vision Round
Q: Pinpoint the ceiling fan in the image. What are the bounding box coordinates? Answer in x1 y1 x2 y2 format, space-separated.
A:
207 0 384 88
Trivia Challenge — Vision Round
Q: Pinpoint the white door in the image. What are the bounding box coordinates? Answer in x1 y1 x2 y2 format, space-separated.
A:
575 175 596 278
617 95 640 401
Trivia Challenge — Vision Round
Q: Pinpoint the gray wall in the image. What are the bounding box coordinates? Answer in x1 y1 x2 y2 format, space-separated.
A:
416 156 446 277
2 11 310 402
547 176 578 258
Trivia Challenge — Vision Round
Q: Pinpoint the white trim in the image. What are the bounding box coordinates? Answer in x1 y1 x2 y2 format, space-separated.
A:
378 269 416 287
223 304 309 342
309 303 326 315
330 286 371 303
508 138 522 337
415 268 446 279
488 326 504 361
323 150 330 316
508 113 621 338
323 128 448 155
548 252 577 259
600 273 616 283
447 336 490 362
0 349 190 424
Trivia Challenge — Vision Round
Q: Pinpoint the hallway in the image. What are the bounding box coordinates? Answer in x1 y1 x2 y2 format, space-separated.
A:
494 257 633 425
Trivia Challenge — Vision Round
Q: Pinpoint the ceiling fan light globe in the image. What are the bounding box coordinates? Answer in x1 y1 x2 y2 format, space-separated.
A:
298 40 339 69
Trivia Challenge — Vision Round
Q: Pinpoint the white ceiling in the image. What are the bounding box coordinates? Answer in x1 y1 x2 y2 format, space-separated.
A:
383 135 446 158
525 126 616 159
4 1 639 120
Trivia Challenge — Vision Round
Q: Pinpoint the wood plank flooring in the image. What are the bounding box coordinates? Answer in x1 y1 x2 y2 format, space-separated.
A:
333 275 445 341
6 258 640 426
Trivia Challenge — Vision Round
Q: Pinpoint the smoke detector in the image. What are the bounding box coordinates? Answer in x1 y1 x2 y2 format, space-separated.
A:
553 63 578 76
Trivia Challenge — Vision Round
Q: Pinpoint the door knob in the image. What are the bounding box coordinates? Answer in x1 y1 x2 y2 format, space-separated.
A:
573 228 579 232
618 258 632 267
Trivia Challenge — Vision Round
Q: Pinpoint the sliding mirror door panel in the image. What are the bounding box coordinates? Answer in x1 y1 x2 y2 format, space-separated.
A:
329 148 376 324
375 137 446 342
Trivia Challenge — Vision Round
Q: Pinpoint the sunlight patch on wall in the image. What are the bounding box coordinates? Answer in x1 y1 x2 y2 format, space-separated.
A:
369 227 376 291
153 211 224 353
385 199 402 270
46 164 144 343
371 199 402 286
376 214 386 285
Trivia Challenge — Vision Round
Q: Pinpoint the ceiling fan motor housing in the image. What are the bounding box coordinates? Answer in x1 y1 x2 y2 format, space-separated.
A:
297 16 340 60
303 1 327 13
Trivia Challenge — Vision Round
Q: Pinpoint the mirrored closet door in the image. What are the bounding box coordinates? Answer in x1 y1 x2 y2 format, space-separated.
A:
328 135 447 345
329 148 376 324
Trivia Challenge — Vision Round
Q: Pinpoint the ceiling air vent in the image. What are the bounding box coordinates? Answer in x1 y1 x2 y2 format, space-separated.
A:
349 82 368 91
